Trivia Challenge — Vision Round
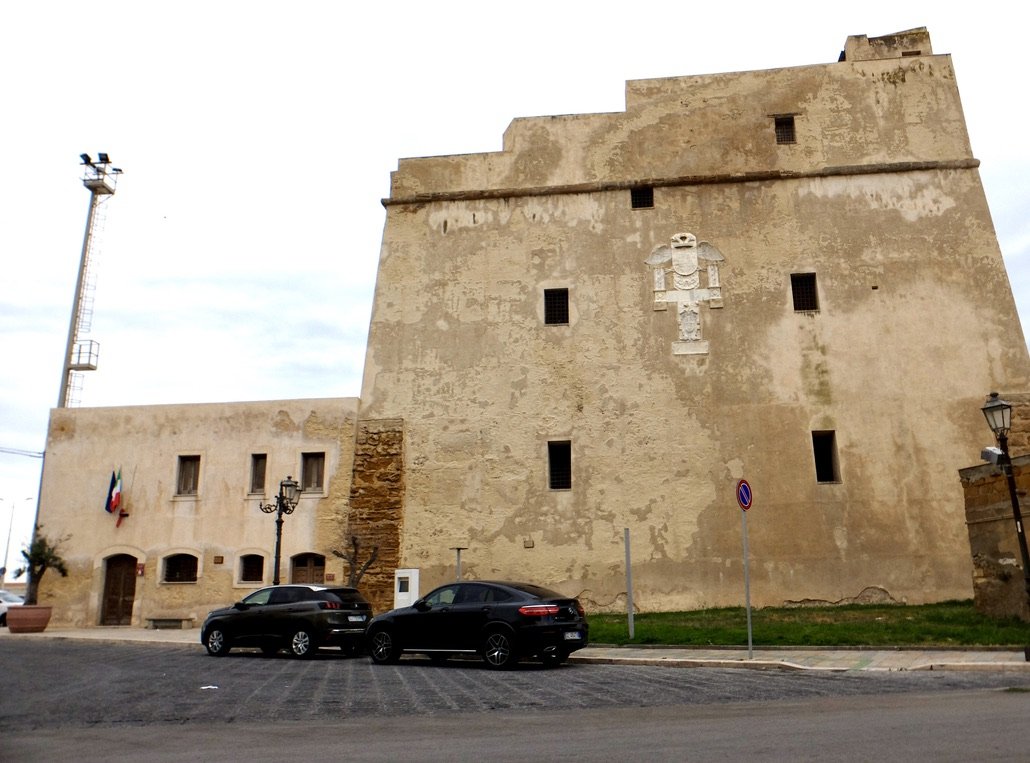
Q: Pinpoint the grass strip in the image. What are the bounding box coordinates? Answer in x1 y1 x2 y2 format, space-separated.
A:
587 600 1030 647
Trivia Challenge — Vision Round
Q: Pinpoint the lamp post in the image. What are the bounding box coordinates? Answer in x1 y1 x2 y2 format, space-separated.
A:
259 476 300 586
0 497 32 588
981 392 1030 609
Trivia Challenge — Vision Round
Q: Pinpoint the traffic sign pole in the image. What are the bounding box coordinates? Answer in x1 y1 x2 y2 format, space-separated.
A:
736 480 754 659
624 527 635 640
741 509 753 659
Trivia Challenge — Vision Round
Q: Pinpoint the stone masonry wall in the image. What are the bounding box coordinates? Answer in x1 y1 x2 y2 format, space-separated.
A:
1003 393 1030 454
347 419 404 612
960 395 1030 622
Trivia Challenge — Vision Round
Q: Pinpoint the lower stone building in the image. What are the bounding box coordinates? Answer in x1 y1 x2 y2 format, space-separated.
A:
36 399 360 628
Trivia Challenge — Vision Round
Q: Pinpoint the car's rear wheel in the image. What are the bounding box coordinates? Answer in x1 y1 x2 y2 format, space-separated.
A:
369 626 400 664
289 628 317 658
482 630 517 670
205 627 232 656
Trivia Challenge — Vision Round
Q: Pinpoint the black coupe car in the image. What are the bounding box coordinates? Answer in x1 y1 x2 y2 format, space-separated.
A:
201 584 372 658
366 580 588 669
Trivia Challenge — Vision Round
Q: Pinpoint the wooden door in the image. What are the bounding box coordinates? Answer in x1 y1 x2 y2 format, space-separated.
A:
101 554 137 625
290 553 325 584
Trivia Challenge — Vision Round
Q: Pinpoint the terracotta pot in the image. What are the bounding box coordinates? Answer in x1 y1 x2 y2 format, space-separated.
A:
6 604 53 633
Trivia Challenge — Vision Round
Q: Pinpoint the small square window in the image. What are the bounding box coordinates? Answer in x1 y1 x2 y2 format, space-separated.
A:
544 288 570 325
791 273 819 312
774 115 796 145
812 431 840 483
548 440 572 490
630 186 654 209
177 455 200 496
302 452 325 491
250 454 267 494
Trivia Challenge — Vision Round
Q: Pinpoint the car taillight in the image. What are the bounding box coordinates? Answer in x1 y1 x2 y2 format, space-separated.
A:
519 604 560 617
319 601 341 610
575 601 585 617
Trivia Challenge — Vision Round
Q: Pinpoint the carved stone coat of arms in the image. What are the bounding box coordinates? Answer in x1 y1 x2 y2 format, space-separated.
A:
645 232 726 356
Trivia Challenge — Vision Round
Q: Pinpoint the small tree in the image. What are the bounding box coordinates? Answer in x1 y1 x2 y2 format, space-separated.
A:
331 535 379 588
15 526 69 605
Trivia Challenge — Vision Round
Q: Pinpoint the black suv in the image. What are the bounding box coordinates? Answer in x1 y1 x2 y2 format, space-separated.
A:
367 580 588 668
201 584 372 658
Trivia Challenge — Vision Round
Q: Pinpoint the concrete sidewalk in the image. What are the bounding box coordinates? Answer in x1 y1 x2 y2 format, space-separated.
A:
4 626 1029 672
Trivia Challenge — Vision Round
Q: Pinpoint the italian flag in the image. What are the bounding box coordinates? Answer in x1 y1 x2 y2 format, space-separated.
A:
105 468 122 514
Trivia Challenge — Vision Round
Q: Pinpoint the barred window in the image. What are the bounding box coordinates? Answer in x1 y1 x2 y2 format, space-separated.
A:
163 553 198 583
548 440 572 490
630 186 654 209
240 554 264 583
774 115 796 144
791 273 819 312
544 288 570 325
812 431 840 483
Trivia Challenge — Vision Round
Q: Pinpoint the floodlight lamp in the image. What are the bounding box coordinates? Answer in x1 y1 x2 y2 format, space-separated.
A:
98 152 109 164
981 446 1004 465
80 153 92 165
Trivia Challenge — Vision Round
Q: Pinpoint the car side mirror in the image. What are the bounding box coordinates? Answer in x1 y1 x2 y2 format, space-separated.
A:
233 601 248 610
414 599 430 612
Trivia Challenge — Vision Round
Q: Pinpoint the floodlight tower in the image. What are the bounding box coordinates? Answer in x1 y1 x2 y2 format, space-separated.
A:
58 153 123 408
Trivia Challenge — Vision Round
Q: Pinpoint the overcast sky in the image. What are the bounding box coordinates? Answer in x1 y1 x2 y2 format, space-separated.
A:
2 2 1028 577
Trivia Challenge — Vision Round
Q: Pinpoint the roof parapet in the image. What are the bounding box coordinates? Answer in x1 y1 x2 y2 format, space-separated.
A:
841 27 932 62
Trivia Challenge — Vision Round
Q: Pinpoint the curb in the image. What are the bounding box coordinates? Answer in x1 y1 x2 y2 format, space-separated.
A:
569 654 1030 672
569 655 818 672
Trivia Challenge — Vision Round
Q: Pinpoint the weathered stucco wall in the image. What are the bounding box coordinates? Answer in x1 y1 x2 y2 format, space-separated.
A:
37 398 359 627
360 30 1030 610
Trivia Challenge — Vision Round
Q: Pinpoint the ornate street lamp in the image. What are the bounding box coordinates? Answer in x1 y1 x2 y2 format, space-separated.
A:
259 476 300 586
981 393 1030 608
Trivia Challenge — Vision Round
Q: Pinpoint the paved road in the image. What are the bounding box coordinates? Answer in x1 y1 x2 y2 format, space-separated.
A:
8 692 1030 762
4 639 1030 760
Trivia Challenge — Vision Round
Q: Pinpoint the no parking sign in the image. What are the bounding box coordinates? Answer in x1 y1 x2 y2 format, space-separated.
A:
736 479 753 511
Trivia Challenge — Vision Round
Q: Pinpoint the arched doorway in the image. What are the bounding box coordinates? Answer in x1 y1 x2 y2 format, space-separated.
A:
101 554 137 625
290 553 325 584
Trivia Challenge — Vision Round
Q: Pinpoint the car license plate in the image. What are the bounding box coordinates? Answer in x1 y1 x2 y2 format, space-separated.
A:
348 615 366 622
563 631 582 640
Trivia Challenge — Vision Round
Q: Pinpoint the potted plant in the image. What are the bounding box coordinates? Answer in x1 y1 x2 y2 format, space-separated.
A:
7 526 69 633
